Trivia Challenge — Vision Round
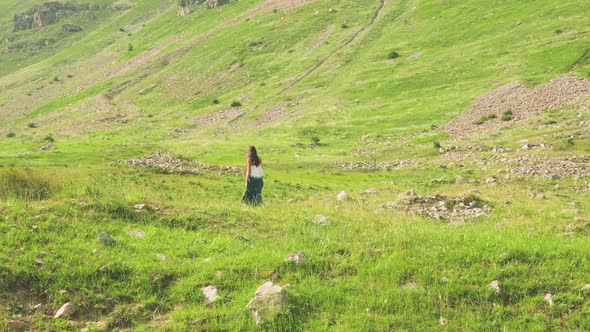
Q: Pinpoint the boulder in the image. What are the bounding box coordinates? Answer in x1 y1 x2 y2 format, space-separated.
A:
246 282 287 324
336 191 348 201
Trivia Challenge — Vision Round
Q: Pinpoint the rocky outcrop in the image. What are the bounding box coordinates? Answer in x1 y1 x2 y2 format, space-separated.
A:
13 2 104 32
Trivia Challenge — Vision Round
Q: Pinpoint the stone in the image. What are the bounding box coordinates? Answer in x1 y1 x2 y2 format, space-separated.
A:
336 191 348 201
62 24 82 32
397 190 420 203
134 203 146 210
284 252 306 265
485 177 496 184
54 302 76 319
97 232 116 246
544 293 553 306
582 284 590 291
201 285 219 303
360 188 377 195
439 316 448 325
129 229 145 238
177 7 193 16
488 280 500 294
312 215 331 226
246 282 287 324
455 176 465 184
39 144 56 151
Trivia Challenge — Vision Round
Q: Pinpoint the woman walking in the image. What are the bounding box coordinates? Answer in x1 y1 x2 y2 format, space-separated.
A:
242 146 263 205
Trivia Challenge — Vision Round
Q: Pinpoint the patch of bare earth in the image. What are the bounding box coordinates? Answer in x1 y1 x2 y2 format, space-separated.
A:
444 75 590 138
306 26 333 55
194 108 244 127
249 97 307 127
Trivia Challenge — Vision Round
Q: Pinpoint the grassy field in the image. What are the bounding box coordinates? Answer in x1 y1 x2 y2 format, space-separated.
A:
1 0 590 330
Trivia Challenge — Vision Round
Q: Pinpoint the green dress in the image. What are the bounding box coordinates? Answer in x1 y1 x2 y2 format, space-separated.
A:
242 176 263 205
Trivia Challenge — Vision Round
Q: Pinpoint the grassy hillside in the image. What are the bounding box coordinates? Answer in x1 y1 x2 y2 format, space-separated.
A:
1 0 590 330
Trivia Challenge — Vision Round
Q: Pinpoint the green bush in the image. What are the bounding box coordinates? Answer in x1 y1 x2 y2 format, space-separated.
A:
388 51 400 60
27 123 37 128
231 101 242 108
7 132 16 138
473 114 497 125
501 110 513 121
433 141 441 148
43 134 55 143
212 99 220 104
341 24 349 29
128 43 134 52
0 169 54 200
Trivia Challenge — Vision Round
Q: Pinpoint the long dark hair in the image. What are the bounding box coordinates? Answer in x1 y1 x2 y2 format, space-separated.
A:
247 146 261 166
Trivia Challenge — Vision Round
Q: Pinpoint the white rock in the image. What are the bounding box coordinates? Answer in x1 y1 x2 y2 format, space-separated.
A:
201 285 219 304
582 284 590 291
129 229 145 238
439 316 448 325
133 203 146 210
284 252 306 265
246 282 287 324
544 293 553 306
312 215 331 226
336 191 348 201
54 302 76 319
488 280 500 294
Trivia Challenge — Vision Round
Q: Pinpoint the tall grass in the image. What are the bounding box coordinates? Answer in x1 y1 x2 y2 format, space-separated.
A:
0 168 54 201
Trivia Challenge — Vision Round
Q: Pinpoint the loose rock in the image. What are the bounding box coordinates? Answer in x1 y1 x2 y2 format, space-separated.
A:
336 191 348 201
129 229 145 238
312 215 331 226
54 302 76 319
201 285 219 304
488 280 500 294
284 252 306 265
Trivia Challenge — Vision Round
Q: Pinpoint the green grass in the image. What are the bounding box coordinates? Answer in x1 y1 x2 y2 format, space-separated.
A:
1 0 590 330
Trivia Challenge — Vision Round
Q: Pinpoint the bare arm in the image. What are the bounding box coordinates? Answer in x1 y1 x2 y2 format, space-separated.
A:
245 157 251 187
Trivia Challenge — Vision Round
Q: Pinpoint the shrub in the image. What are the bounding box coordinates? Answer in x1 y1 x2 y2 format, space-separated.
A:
542 120 557 125
128 43 133 51
231 101 242 108
7 132 16 138
53 76 59 82
388 51 399 59
501 110 513 121
433 141 441 148
43 135 54 143
310 137 321 147
212 99 220 104
473 114 497 125
0 169 54 201
341 24 349 29
27 123 37 128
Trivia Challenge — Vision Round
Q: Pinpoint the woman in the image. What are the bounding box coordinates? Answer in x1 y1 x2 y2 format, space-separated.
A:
242 146 263 205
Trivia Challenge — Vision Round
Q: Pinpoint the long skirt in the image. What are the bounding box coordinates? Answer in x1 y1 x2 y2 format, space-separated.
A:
242 176 263 205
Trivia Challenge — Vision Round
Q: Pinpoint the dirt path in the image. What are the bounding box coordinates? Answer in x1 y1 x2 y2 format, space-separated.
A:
276 0 385 96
